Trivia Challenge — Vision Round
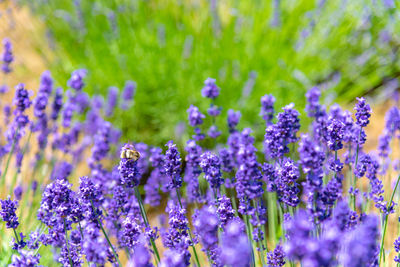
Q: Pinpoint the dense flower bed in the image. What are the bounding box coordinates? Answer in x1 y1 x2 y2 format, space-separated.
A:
1 38 400 267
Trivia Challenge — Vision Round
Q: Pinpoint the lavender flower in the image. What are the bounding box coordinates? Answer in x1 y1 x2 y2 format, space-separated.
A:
325 118 345 151
33 71 53 119
122 215 141 249
132 242 154 267
354 97 371 127
394 237 400 263
121 80 136 110
340 215 379 267
274 158 300 207
51 87 63 121
217 195 235 227
208 125 221 139
385 106 400 134
62 100 75 128
193 205 220 265
305 87 325 119
13 83 32 116
227 109 241 132
1 38 13 73
162 204 191 266
260 94 275 124
267 244 286 267
0 196 19 229
118 143 141 187
67 69 87 91
106 86 119 116
202 78 220 99
208 105 221 117
89 121 112 167
264 103 300 158
187 105 205 127
298 134 325 174
160 249 189 267
10 250 41 267
184 140 203 202
284 210 339 266
200 151 223 190
235 128 264 206
164 140 183 189
220 219 251 267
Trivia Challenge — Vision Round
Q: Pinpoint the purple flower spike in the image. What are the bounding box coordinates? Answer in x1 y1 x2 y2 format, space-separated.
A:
51 87 63 121
260 94 275 124
10 250 41 267
227 109 241 132
118 143 141 187
164 140 183 189
200 151 224 190
67 69 87 91
354 97 371 128
201 78 220 99
220 219 251 267
187 105 205 127
305 87 325 119
208 125 222 139
121 80 136 110
122 215 141 249
394 237 400 263
1 38 13 74
132 242 154 267
106 86 119 116
0 196 19 229
325 118 345 151
267 244 286 267
207 105 221 117
193 205 220 265
340 215 379 267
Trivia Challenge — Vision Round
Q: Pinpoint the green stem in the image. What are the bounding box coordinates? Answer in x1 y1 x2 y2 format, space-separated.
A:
9 131 32 196
252 199 268 252
267 192 277 246
63 218 74 267
90 200 122 266
230 190 239 216
1 129 19 187
134 187 161 264
12 228 20 244
176 188 202 267
352 131 361 210
378 175 400 265
244 214 256 267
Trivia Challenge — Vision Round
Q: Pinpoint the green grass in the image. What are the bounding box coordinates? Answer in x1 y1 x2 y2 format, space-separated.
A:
22 0 400 146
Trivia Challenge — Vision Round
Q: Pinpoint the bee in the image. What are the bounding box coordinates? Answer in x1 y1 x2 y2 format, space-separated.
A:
120 145 141 162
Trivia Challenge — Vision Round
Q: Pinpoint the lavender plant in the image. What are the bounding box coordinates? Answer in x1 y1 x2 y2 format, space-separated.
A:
2 38 400 267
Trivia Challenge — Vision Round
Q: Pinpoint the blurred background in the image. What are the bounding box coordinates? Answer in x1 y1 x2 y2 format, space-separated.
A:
1 0 400 146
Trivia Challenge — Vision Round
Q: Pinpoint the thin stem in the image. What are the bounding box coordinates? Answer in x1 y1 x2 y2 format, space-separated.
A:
230 189 239 216
134 187 161 264
175 188 202 267
378 175 400 265
12 228 20 244
352 131 361 210
267 192 277 246
90 200 122 266
1 128 19 187
9 130 32 196
244 214 256 267
63 218 74 267
252 199 268 252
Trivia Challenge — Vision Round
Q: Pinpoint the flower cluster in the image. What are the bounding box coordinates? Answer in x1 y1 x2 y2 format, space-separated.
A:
0 42 399 267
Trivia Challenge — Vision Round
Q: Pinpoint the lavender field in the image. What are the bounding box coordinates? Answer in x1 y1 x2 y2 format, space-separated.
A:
1 1 400 267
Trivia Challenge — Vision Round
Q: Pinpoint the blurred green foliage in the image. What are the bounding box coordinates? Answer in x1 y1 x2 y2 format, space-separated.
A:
23 0 400 146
